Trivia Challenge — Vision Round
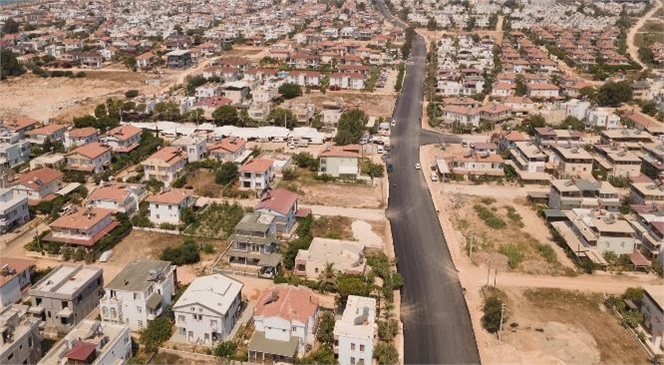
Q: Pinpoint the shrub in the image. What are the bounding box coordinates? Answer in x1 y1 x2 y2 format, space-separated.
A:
481 197 496 205
499 244 524 269
139 317 172 354
504 206 523 227
537 244 557 264
125 89 139 98
160 239 200 265
473 205 506 229
282 168 298 181
481 296 505 333
377 319 399 342
201 242 215 254
214 341 237 358
374 343 400 365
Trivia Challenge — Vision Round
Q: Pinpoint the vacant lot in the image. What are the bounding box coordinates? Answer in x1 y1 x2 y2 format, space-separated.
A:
0 72 159 121
448 195 575 275
485 288 650 365
311 215 355 240
292 92 396 118
150 351 223 365
186 169 222 198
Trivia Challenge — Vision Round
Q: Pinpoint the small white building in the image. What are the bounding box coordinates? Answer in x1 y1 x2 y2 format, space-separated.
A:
101 260 176 331
147 189 195 225
294 238 366 279
334 296 377 365
0 258 35 307
64 127 99 149
0 188 30 233
103 125 142 153
0 132 30 168
172 136 209 162
319 145 360 178
585 108 620 130
173 274 244 345
239 159 274 191
641 286 664 352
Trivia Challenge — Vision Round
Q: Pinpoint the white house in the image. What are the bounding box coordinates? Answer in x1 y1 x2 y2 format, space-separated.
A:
173 274 244 345
585 108 620 130
0 188 30 233
11 167 63 205
147 189 195 225
209 137 248 163
319 145 360 178
45 207 119 248
294 238 366 279
249 285 319 361
254 188 298 233
239 159 274 191
0 257 34 307
64 127 99 149
101 259 176 331
65 142 112 174
0 132 30 168
172 136 209 162
334 296 377 365
330 73 365 90
527 83 560 99
103 125 142 153
141 147 188 186
641 287 664 352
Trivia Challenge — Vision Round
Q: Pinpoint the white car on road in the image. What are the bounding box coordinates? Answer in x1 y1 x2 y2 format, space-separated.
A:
415 162 421 170
391 120 397 127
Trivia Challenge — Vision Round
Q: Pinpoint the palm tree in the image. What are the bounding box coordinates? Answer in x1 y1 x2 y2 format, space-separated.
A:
317 263 337 293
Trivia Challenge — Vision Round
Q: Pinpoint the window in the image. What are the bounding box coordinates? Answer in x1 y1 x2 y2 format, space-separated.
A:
292 326 297 331
102 307 108 317
350 357 355 364
178 315 185 323
61 301 68 309
138 320 143 328
315 267 319 274
28 336 33 348
35 297 42 306
210 320 218 328
137 306 142 313
360 344 365 352
351 343 356 350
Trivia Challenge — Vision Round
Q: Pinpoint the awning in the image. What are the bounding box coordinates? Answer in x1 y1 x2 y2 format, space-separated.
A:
56 182 82 196
234 150 253 165
146 293 163 310
258 253 282 268
541 209 566 220
630 249 650 267
436 159 450 174
248 332 298 358
550 221 588 258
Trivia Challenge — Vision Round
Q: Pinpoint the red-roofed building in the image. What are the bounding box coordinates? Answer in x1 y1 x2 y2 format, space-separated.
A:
319 145 360 178
65 127 100 148
250 284 319 358
141 147 188 186
0 257 35 306
87 182 144 216
103 125 142 153
11 167 63 204
255 188 299 233
65 341 97 364
3 116 39 137
146 189 195 225
66 142 112 174
24 124 66 145
45 207 119 247
239 159 274 191
208 137 247 162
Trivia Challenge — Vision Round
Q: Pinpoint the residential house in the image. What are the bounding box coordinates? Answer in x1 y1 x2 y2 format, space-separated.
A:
0 258 35 307
86 183 144 216
0 131 30 168
565 208 637 256
286 71 321 87
65 127 99 149
592 145 641 178
549 144 594 178
103 125 142 154
224 212 280 278
2 117 39 137
630 205 664 266
65 142 112 174
141 147 188 186
319 145 360 178
600 129 655 150
294 238 366 279
526 83 559 99
447 152 504 177
640 287 664 351
221 82 250 105
147 189 195 226
496 130 531 151
24 124 66 145
586 108 620 130
44 207 119 249
440 106 481 128
0 189 30 233
248 285 319 361
548 179 620 211
630 182 664 205
11 167 63 205
334 296 377 365
0 304 43 365
172 136 209 162
38 320 131 365
135 51 159 69
509 141 548 173
30 154 66 171
254 188 298 234
329 73 365 90
208 137 248 163
173 274 244 345
165 49 192 69
239 159 274 191
534 128 584 148
101 259 176 331
28 264 104 332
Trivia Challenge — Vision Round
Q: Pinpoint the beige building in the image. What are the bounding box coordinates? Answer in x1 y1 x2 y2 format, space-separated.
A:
141 147 188 186
0 304 43 365
318 145 360 178
294 238 366 279
549 144 593 178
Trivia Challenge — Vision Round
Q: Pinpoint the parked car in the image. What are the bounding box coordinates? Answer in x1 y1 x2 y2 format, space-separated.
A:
431 173 439 182
415 162 421 170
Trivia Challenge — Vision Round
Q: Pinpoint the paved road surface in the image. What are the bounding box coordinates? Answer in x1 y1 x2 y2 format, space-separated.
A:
373 1 480 363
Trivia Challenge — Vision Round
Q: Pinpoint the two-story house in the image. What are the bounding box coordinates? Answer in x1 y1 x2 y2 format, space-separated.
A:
239 159 274 192
147 189 195 226
44 207 119 249
28 264 104 333
0 257 35 307
24 124 66 145
65 142 112 175
172 136 208 162
101 259 176 331
86 183 144 216
295 238 366 280
11 167 63 205
549 144 594 178
0 304 43 365
64 127 99 149
173 274 244 345
103 125 142 154
640 287 664 352
248 285 319 362
548 179 620 211
208 137 247 163
225 212 280 277
0 188 30 233
0 131 30 168
141 147 188 186
255 188 298 234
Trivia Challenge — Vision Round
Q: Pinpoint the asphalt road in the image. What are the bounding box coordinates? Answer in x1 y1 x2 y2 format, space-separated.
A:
374 1 481 364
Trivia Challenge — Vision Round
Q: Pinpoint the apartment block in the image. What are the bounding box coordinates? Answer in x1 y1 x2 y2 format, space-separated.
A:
334 296 377 365
0 258 35 307
0 305 42 365
0 189 30 233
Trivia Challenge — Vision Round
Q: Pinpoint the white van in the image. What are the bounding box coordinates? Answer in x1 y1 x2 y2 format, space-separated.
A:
431 173 439 182
377 146 385 154
297 140 309 148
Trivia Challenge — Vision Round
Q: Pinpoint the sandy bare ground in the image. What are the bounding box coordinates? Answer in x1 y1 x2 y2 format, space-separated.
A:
291 92 396 118
628 0 664 68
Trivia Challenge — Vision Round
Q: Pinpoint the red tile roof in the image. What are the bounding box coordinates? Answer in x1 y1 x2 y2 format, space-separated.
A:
239 159 273 173
0 257 35 288
3 116 39 131
255 188 298 215
144 146 187 166
50 207 113 231
25 124 66 136
65 341 96 362
13 167 63 191
87 183 132 202
68 142 111 159
254 284 319 324
107 125 141 141
147 189 193 205
68 127 98 138
209 137 246 154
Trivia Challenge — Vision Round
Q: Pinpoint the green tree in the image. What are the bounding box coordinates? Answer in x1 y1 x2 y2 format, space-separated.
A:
622 310 644 328
185 75 208 96
2 18 20 34
596 81 633 107
362 160 385 181
579 86 597 99
267 108 298 129
317 263 338 293
139 317 172 354
526 114 547 135
212 105 240 126
160 239 200 265
426 17 438 31
337 275 372 307
278 83 303 99
215 162 239 185
0 49 26 80
153 101 181 121
124 56 137 70
481 296 505 333
316 311 336 347
374 343 400 365
641 101 658 116
515 75 527 96
335 109 368 145
125 89 139 99
560 116 585 131
377 319 399 342
214 341 237 358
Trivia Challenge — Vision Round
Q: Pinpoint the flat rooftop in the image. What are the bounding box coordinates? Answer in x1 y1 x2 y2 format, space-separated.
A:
40 320 129 365
30 264 101 296
105 259 172 292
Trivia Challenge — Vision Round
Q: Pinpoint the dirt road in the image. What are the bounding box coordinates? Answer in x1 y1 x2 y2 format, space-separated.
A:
627 0 663 68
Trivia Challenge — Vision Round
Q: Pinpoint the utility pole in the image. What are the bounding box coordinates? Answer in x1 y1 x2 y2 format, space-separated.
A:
468 232 473 261
494 268 498 287
498 303 506 341
486 266 491 286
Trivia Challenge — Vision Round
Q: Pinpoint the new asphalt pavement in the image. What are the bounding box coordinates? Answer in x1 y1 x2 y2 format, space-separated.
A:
374 1 482 363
